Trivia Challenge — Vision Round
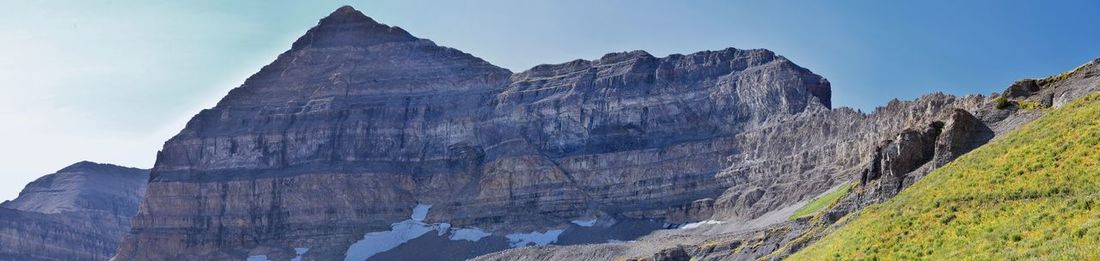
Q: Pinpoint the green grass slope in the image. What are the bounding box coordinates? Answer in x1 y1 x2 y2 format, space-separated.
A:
789 183 852 221
792 92 1100 260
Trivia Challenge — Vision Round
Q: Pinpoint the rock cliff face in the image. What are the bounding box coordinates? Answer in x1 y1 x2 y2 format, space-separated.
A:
471 93 990 261
115 6 840 261
0 161 148 261
480 58 1099 261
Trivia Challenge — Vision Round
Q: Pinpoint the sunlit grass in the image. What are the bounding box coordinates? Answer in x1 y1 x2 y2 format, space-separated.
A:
789 184 852 221
792 92 1100 260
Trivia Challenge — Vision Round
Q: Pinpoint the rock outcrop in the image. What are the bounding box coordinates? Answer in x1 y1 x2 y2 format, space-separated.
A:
0 161 148 261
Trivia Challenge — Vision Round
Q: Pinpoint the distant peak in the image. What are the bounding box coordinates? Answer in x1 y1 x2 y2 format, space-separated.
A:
58 161 144 173
60 161 106 172
291 5 419 50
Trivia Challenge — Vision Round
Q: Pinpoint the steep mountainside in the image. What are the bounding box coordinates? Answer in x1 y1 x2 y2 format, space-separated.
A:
471 92 990 261
792 58 1100 258
793 90 1100 259
0 161 148 261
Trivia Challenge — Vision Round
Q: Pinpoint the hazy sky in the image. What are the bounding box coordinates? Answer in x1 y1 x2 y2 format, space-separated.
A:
1 0 1098 200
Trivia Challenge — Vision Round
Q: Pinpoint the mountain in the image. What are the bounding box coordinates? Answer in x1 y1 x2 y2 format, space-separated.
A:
106 5 1100 261
114 6 847 261
0 161 148 261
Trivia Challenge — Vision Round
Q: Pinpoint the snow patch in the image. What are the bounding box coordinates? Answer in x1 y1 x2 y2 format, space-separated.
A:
571 218 598 227
436 223 452 236
411 203 431 221
450 227 492 242
506 229 565 247
679 220 723 229
344 204 437 261
290 247 309 261
345 220 435 261
246 255 270 261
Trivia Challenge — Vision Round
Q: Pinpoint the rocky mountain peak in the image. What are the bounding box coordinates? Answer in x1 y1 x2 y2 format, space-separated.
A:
57 160 143 173
0 162 149 261
290 5 417 50
206 6 509 110
1 161 148 215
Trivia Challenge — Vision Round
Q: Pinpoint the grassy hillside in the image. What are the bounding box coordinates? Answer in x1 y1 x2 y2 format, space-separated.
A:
792 92 1100 260
789 183 852 221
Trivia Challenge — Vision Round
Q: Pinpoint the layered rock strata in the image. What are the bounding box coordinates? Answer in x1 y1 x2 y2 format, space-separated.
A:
478 57 1100 261
115 6 840 260
0 161 148 261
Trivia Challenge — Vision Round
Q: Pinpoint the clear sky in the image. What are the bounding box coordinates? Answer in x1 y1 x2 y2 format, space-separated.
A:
1 0 1098 200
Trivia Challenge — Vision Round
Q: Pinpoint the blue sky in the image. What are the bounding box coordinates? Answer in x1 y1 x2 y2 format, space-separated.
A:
1 0 1098 200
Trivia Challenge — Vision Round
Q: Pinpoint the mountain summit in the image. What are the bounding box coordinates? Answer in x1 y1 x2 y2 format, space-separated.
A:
290 6 417 50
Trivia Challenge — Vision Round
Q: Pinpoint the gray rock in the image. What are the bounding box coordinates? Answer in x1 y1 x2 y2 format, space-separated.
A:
476 57 1099 260
932 109 993 168
0 161 148 261
114 6 835 260
1003 79 1041 98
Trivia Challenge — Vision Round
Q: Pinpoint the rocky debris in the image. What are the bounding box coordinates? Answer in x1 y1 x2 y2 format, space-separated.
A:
0 161 148 261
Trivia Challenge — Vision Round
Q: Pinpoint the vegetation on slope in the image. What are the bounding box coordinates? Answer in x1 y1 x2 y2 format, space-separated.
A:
792 92 1100 260
789 183 852 221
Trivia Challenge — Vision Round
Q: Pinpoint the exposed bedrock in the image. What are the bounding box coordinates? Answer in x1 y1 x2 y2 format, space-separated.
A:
0 162 148 261
115 6 838 260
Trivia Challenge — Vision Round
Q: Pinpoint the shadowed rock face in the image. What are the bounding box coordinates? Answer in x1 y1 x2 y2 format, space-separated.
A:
0 161 148 261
